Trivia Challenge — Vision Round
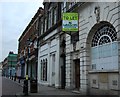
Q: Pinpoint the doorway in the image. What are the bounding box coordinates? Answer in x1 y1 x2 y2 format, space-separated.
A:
74 59 80 90
61 54 66 89
52 54 55 86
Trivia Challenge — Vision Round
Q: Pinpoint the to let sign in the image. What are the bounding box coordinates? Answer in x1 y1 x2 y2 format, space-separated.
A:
62 13 78 32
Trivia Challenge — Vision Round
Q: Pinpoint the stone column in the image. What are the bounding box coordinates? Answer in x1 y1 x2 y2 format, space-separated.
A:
47 40 51 85
65 34 73 89
37 46 41 84
55 35 61 88
65 53 72 89
80 47 90 95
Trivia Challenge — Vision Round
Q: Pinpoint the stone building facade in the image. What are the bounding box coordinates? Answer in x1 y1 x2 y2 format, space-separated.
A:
37 2 65 88
65 2 120 95
17 1 120 95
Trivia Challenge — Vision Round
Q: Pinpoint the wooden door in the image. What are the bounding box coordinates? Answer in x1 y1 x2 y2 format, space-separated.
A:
75 59 80 90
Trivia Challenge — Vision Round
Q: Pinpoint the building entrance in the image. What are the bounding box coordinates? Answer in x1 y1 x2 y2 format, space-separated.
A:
74 59 80 90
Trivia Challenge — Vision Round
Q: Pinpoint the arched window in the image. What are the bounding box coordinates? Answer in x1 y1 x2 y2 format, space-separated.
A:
45 59 47 81
41 60 43 80
91 24 118 70
43 59 45 81
41 59 47 81
91 24 117 47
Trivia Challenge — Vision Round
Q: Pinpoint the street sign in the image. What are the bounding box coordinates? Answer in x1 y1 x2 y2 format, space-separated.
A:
62 13 79 32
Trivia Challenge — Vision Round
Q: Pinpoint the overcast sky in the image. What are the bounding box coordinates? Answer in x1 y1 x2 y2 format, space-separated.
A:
0 1 43 62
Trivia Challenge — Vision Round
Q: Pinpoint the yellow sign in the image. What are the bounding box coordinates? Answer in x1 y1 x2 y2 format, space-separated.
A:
62 13 78 32
26 75 28 80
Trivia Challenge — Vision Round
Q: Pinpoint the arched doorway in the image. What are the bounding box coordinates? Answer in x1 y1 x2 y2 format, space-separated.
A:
86 21 118 95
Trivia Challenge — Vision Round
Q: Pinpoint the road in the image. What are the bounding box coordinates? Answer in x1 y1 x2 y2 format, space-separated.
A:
2 77 23 96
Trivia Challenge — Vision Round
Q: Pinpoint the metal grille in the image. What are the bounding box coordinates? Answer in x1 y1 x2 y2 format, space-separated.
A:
91 24 117 47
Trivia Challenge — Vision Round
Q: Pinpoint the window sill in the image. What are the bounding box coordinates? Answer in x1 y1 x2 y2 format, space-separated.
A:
88 70 119 74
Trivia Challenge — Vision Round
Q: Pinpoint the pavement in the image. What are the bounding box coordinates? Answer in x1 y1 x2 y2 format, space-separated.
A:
2 77 23 96
3 77 118 97
11 78 82 96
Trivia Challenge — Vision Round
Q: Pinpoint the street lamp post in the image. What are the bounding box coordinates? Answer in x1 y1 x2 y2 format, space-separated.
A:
30 37 38 93
23 37 38 95
23 39 30 96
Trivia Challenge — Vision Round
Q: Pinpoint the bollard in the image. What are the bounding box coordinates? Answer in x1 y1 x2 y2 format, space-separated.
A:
23 80 28 96
14 73 16 81
12 76 13 80
19 79 20 83
14 76 16 81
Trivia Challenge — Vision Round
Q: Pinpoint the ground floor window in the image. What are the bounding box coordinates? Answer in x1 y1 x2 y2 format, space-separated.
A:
41 59 47 81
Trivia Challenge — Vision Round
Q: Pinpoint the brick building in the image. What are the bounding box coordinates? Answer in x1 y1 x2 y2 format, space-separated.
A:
17 7 43 80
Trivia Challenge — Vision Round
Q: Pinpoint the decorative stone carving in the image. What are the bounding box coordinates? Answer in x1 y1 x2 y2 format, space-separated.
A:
94 6 100 23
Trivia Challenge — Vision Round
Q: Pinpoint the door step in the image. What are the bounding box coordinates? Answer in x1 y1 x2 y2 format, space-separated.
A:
72 90 80 94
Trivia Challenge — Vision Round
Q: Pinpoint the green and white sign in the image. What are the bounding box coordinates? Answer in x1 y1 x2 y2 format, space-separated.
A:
62 13 78 32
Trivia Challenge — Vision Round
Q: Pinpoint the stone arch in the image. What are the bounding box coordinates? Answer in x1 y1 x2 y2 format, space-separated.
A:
86 21 117 48
85 21 117 70
85 21 117 94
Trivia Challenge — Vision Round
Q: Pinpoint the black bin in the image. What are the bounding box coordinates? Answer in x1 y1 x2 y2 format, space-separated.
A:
30 79 37 93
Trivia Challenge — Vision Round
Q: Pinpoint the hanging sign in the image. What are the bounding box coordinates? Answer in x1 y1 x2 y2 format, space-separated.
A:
62 13 78 32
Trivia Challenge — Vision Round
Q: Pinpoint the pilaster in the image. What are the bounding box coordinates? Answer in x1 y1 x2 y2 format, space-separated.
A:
80 47 90 95
55 35 60 88
65 53 73 89
47 40 51 85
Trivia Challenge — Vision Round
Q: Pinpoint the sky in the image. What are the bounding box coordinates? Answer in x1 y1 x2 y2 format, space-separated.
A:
0 0 119 62
0 1 44 62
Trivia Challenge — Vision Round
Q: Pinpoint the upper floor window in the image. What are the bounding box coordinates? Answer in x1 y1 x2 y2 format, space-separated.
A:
48 11 51 29
40 17 44 35
61 2 66 13
71 32 79 44
53 7 57 25
68 2 76 9
48 5 53 29
44 18 47 32
35 21 38 30
47 5 58 29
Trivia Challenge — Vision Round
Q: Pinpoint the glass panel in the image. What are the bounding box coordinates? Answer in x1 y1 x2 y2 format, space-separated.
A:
91 24 117 70
54 7 57 24
98 43 112 58
112 42 118 56
91 47 98 59
41 60 43 80
91 24 117 47
44 18 47 32
98 46 102 58
104 43 111 57
45 59 47 81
